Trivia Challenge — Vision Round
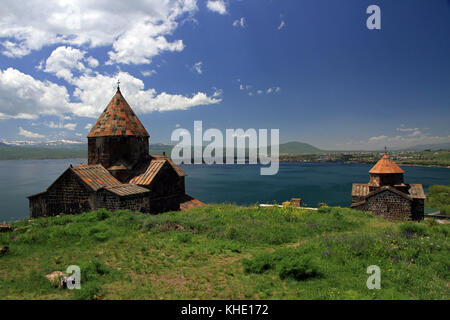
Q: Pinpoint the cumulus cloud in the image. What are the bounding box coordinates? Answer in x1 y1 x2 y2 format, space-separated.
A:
86 56 99 68
0 67 222 119
233 17 245 28
84 123 93 130
72 71 221 117
18 127 44 139
206 0 227 15
0 67 74 119
44 46 89 81
0 0 198 65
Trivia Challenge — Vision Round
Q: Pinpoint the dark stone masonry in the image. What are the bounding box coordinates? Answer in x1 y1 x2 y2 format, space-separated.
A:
350 152 426 221
29 86 204 218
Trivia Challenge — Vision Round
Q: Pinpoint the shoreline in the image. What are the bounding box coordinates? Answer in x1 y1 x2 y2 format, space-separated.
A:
0 157 449 169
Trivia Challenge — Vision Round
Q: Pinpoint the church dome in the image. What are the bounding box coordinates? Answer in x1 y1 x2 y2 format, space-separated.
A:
369 153 404 174
87 87 149 138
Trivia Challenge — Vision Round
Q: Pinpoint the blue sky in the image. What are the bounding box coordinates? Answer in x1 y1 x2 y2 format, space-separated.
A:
0 0 449 150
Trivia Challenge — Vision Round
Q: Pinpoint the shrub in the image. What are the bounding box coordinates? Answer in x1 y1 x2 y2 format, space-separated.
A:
278 256 321 281
400 222 428 236
176 232 192 243
243 254 276 274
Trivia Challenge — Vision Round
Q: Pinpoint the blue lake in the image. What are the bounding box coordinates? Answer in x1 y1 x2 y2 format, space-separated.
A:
0 159 449 222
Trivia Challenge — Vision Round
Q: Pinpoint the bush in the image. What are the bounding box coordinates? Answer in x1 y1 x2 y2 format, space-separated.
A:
400 222 428 236
278 256 321 281
243 254 276 274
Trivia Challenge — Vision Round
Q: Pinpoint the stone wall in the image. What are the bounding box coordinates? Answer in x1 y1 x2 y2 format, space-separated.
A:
88 136 149 170
365 190 412 221
411 198 425 221
146 162 185 198
29 169 93 217
94 190 150 213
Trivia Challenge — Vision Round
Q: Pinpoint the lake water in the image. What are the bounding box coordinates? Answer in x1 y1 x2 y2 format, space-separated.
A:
1 159 449 222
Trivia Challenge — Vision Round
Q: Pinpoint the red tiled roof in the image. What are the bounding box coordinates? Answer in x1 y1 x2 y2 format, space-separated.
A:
366 185 412 201
129 156 187 186
129 159 165 185
179 195 205 211
369 153 404 174
71 164 121 191
153 155 187 177
103 184 150 197
352 183 369 197
87 88 149 138
409 184 426 199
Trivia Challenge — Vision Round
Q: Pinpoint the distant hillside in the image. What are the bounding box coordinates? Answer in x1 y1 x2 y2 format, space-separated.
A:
0 145 86 160
404 142 450 151
279 141 322 154
0 141 322 160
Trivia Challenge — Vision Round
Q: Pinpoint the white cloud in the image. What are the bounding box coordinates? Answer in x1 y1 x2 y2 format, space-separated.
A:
233 17 245 28
369 135 389 142
141 70 157 77
365 132 450 149
277 15 286 30
396 127 419 132
0 67 74 118
192 61 203 74
64 123 77 131
212 88 223 97
257 90 263 95
107 20 185 65
86 56 99 68
206 0 227 15
0 67 221 119
46 121 77 130
44 46 88 81
0 112 38 120
72 71 221 116
0 0 198 65
18 127 44 139
84 123 93 130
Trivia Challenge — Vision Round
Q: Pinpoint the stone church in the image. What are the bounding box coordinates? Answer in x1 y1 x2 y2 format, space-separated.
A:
29 86 203 218
350 152 425 221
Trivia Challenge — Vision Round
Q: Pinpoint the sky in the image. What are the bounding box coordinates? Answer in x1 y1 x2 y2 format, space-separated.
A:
0 0 449 150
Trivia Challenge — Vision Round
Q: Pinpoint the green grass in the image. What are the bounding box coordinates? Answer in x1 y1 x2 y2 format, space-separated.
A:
426 185 450 215
0 205 448 300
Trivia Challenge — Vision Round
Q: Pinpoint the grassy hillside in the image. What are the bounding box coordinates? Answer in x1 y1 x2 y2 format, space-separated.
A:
426 185 450 215
0 205 448 300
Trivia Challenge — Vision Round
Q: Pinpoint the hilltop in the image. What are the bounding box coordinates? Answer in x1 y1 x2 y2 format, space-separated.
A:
0 205 448 300
279 141 322 154
0 141 322 160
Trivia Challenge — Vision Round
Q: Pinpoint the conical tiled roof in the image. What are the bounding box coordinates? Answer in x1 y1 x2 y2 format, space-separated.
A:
369 153 404 174
88 88 149 138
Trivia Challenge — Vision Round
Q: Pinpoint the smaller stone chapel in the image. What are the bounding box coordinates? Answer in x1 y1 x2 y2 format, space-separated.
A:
350 152 426 221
